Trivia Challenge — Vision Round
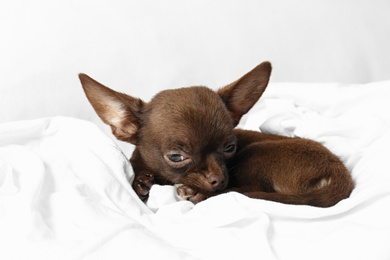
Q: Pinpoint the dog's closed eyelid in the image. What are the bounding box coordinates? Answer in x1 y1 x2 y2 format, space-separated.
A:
223 140 237 153
224 144 236 152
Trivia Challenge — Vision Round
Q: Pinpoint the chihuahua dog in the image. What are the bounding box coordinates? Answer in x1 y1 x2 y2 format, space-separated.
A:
79 61 353 207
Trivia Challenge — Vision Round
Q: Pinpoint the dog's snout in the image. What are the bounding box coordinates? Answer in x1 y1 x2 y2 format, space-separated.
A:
207 174 226 190
204 155 228 191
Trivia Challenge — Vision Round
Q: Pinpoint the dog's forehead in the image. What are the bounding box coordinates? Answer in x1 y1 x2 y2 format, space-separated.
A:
148 86 229 119
144 86 235 144
150 86 220 106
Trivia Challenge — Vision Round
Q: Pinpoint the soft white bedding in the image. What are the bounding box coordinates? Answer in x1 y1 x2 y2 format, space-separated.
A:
1 81 390 260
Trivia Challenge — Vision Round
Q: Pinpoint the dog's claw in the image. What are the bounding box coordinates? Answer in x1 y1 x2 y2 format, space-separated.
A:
132 172 155 201
176 184 208 204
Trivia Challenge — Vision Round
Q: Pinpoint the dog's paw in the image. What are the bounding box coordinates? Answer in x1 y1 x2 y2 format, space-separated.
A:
176 184 208 204
132 172 155 201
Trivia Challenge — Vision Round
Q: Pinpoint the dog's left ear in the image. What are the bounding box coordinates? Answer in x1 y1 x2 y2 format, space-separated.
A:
217 61 272 126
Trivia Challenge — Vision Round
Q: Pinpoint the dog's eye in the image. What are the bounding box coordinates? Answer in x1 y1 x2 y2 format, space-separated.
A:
224 144 236 154
164 151 191 168
167 154 185 163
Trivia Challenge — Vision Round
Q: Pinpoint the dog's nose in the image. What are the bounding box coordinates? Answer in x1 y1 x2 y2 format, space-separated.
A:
207 174 225 190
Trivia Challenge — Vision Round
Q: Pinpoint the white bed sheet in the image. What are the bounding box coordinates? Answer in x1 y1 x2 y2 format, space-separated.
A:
1 81 390 260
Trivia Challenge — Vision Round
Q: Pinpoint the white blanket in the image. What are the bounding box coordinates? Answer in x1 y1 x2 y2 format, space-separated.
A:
1 81 390 260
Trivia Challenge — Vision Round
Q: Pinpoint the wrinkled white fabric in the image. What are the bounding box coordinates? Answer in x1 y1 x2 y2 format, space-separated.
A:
2 80 390 259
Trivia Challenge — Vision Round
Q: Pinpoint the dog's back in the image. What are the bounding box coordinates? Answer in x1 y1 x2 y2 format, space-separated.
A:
228 129 354 207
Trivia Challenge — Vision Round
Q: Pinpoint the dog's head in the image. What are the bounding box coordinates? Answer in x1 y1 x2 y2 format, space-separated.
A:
79 61 271 193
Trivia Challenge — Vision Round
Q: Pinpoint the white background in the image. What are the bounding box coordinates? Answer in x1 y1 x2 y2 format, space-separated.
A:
1 0 390 125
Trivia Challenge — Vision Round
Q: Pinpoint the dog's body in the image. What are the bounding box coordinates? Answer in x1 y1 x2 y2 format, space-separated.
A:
79 61 354 207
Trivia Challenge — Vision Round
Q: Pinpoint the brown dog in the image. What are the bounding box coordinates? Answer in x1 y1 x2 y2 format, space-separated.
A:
79 61 353 207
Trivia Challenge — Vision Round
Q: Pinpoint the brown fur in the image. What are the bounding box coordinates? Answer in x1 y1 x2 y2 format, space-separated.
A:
79 61 354 207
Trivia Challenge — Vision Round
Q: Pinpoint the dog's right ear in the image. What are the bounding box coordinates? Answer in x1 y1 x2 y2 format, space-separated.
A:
78 73 144 144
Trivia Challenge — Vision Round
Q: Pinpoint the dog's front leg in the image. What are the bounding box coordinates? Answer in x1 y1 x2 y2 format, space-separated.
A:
132 171 155 201
176 185 209 204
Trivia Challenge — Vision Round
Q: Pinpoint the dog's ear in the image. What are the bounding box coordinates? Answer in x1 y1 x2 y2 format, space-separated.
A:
217 61 272 126
79 73 144 144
